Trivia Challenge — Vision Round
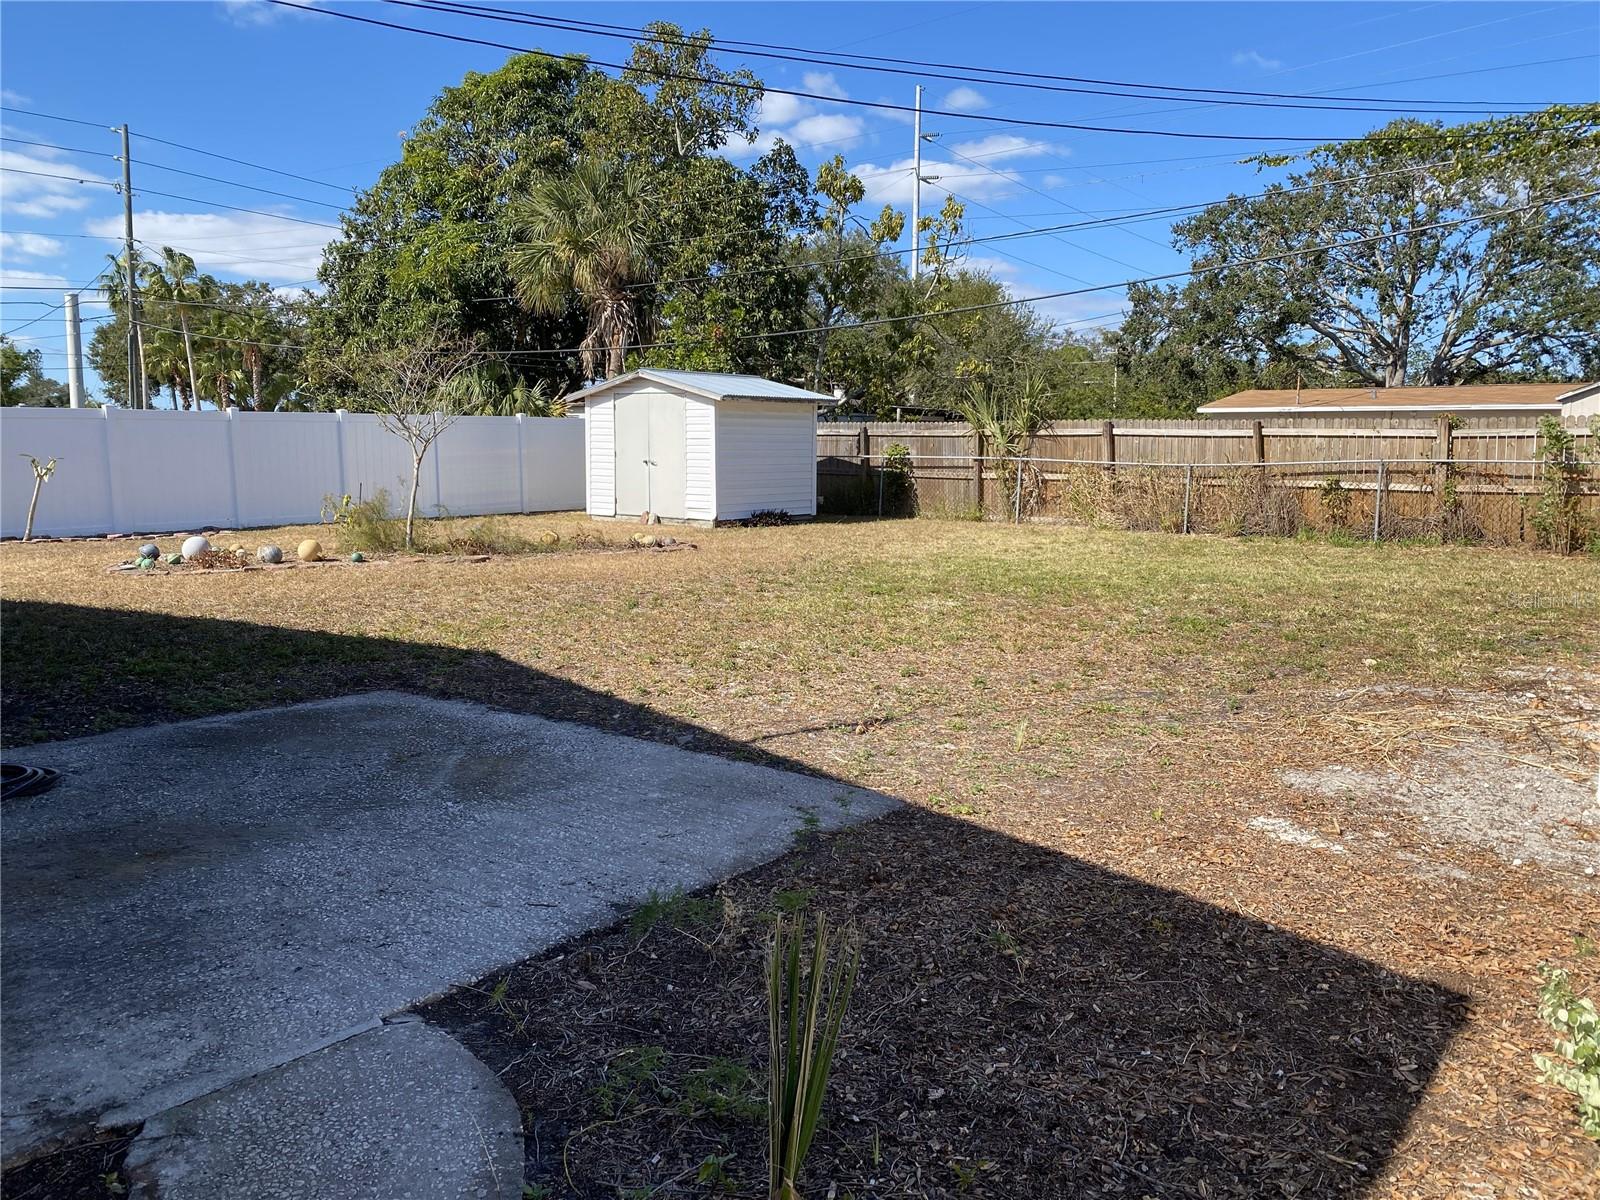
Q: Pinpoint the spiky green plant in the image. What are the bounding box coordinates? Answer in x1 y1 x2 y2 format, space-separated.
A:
767 914 860 1200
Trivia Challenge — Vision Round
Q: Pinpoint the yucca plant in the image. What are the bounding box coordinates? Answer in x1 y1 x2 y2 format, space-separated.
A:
768 914 861 1200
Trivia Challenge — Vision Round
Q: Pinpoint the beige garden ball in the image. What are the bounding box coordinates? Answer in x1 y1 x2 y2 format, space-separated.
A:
297 538 325 563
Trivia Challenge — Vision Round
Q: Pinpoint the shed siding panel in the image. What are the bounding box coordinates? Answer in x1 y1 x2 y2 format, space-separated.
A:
684 396 716 520
713 401 817 518
586 394 615 516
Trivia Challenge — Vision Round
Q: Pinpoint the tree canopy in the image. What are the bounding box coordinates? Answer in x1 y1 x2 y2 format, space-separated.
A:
1122 104 1600 401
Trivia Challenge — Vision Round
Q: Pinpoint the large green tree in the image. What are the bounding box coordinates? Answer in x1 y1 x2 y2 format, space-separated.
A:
1 336 70 406
1134 104 1600 390
304 54 593 398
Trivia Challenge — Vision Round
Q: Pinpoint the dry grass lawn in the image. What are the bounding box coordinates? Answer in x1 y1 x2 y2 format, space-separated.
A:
3 515 1597 1198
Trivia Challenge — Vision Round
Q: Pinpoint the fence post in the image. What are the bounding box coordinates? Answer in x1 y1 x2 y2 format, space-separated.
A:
857 423 871 481
877 464 885 516
973 430 985 513
1100 420 1116 472
516 413 527 514
1013 455 1023 523
334 409 348 501
1251 420 1265 468
433 412 444 517
101 405 119 535
1432 414 1452 509
1372 459 1386 542
224 406 242 529
1182 464 1193 533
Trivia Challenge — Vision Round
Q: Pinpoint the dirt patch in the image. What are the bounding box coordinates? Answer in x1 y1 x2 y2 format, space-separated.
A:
1283 748 1598 881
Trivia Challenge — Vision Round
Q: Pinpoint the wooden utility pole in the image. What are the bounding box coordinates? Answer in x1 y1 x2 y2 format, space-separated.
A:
118 124 144 409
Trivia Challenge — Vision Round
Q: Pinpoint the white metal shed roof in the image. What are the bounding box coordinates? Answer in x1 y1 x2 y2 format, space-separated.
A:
568 368 834 405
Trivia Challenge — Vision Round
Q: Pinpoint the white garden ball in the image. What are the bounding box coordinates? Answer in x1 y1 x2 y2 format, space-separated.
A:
257 544 283 564
180 535 211 560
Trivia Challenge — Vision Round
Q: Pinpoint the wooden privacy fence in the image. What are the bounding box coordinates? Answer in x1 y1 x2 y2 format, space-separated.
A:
818 417 1600 548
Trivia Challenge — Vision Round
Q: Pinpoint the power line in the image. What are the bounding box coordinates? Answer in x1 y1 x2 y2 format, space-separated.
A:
120 190 1596 359
134 132 357 194
4 152 1506 323
0 104 359 193
410 1 1576 112
0 137 352 210
270 1 1597 144
1 273 107 338
0 166 344 229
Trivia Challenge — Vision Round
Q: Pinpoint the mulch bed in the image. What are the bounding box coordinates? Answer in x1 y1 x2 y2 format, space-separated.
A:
423 806 1475 1200
1 1128 136 1199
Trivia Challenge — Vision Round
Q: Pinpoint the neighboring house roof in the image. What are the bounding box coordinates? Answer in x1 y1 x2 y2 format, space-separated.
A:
1199 382 1600 415
567 368 836 405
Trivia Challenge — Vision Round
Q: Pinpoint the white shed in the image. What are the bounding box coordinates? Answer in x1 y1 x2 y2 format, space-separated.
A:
571 368 832 524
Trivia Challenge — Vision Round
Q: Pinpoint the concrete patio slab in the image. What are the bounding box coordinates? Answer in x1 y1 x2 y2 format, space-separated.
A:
1 692 892 1160
123 1018 523 1200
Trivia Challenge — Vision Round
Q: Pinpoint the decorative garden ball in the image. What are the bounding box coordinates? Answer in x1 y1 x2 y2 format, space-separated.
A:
165 553 183 566
537 530 559 546
257 544 283 565
180 535 211 560
137 542 161 561
137 556 155 570
297 538 324 563
349 551 366 563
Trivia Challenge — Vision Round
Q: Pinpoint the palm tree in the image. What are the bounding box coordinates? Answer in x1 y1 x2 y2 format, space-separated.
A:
442 362 562 416
99 252 151 406
223 307 278 410
506 160 655 381
139 248 209 406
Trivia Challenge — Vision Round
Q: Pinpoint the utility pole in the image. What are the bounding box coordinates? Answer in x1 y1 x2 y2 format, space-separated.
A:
118 124 144 409
909 87 940 283
63 292 84 408
911 85 922 282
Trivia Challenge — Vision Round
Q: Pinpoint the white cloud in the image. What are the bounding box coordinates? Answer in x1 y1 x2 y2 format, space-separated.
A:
0 231 64 259
0 148 111 217
0 267 69 291
755 89 809 129
962 255 1022 279
0 89 29 106
943 86 990 112
949 134 1066 164
854 155 1022 205
1010 283 1128 332
219 0 322 26
1232 49 1283 71
802 72 848 99
730 74 869 159
787 113 867 148
84 211 333 283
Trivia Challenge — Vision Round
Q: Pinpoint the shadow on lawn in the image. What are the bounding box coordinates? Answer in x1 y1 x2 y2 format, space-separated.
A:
1 601 1466 1198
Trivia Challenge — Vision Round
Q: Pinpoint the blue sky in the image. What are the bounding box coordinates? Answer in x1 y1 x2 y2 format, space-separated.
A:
2 1 1596 390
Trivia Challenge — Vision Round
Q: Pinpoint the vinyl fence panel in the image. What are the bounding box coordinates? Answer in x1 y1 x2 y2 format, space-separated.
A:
0 407 585 539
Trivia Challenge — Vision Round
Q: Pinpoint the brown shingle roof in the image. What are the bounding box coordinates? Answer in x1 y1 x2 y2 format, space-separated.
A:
1200 383 1596 412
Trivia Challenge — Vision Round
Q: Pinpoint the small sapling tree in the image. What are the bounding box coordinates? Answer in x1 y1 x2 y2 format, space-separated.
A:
332 332 483 549
19 454 58 542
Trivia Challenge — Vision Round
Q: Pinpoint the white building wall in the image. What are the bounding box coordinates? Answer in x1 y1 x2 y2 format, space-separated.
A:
0 407 584 538
683 394 716 521
585 394 616 517
1564 392 1600 421
712 400 818 519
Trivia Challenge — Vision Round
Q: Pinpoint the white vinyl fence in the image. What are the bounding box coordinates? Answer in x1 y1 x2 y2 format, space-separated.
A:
0 407 585 538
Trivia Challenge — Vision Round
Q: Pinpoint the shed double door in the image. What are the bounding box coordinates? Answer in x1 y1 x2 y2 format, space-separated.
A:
614 389 688 520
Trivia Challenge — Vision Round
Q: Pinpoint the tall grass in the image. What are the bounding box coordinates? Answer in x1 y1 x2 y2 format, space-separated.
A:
768 914 860 1200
